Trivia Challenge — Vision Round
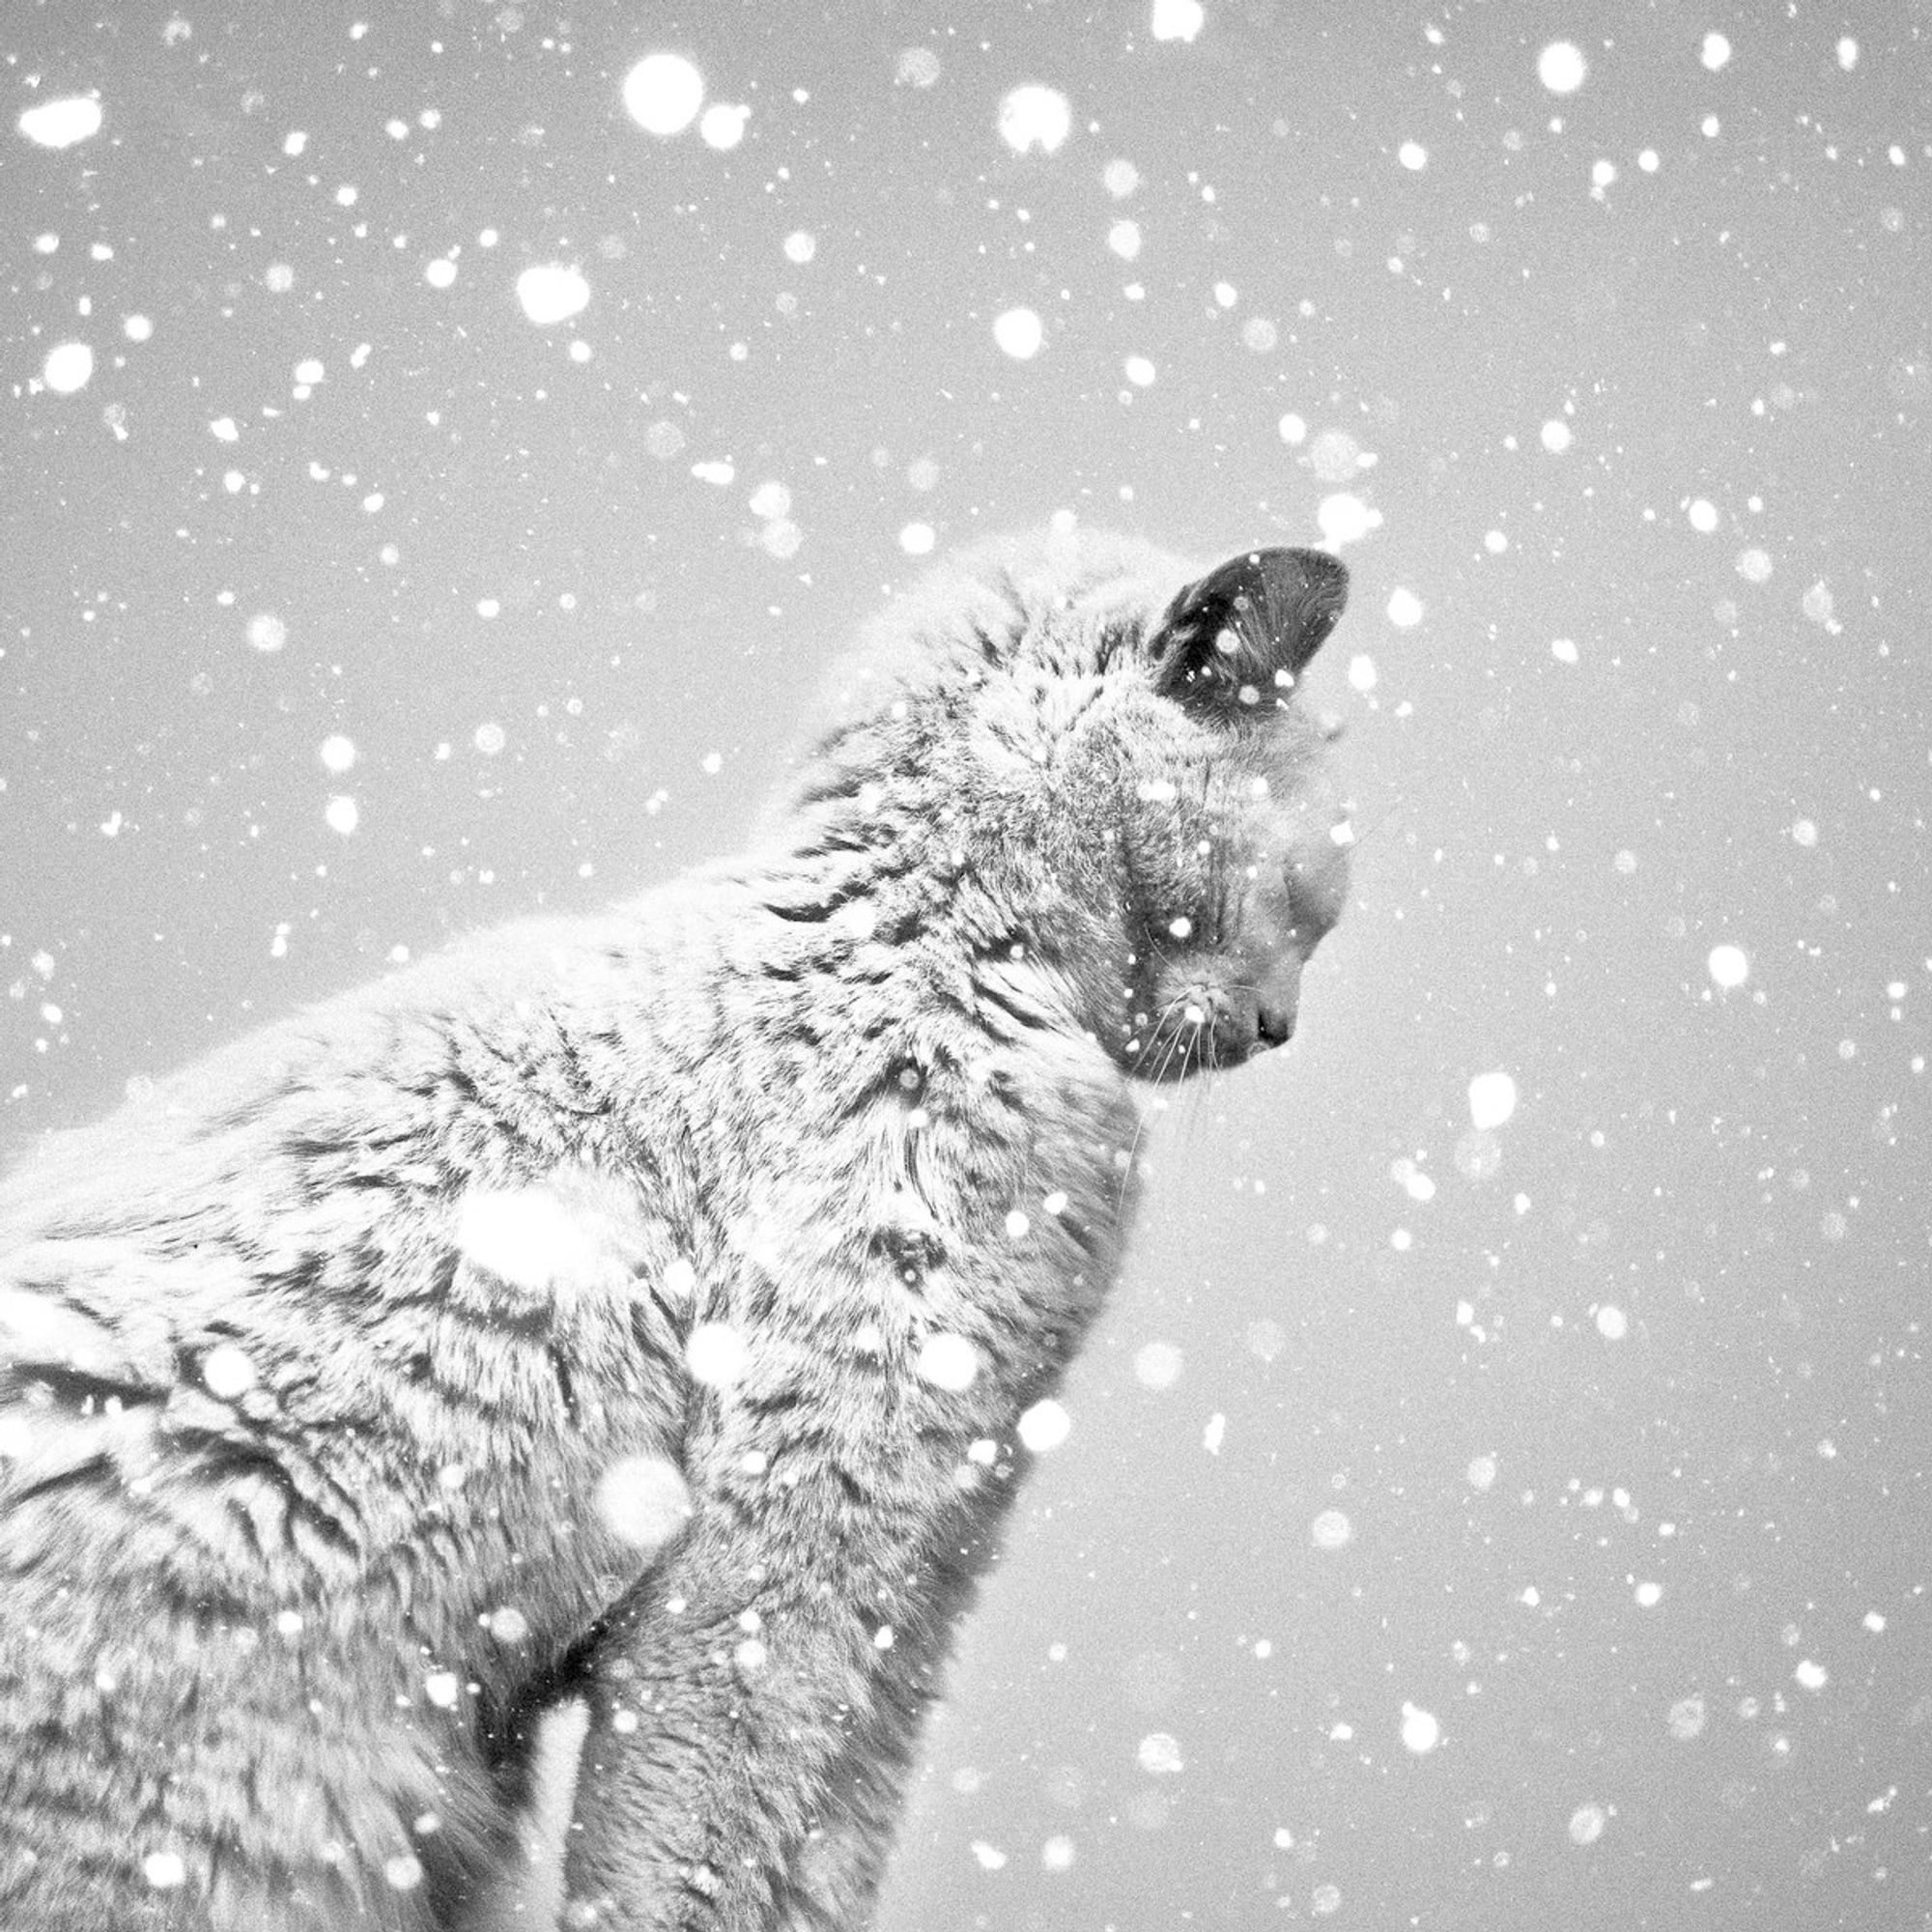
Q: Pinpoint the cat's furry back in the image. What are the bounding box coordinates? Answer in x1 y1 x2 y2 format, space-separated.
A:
0 527 1352 1931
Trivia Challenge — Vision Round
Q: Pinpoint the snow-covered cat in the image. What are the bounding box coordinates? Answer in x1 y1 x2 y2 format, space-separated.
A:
0 528 1352 1930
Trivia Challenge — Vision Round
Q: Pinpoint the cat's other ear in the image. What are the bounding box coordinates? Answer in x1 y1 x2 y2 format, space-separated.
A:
1149 547 1348 719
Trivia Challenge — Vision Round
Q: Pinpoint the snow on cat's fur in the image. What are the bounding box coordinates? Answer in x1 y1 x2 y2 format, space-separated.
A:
0 527 1352 1931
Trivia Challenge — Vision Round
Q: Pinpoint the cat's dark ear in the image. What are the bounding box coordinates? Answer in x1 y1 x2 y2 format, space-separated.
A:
1149 547 1348 719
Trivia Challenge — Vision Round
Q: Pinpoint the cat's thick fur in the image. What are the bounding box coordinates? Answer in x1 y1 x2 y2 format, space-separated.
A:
0 528 1351 1931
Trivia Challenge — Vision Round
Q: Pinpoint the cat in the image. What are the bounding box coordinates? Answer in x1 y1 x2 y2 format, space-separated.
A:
0 526 1353 1932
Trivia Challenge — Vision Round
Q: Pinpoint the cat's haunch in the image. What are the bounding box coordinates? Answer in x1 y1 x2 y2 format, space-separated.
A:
0 529 1352 1932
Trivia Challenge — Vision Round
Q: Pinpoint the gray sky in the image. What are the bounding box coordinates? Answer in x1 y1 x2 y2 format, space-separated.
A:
6 6 1929 1926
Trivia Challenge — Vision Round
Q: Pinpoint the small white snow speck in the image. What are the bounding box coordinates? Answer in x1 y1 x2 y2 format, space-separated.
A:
917 1332 980 1392
324 795 360 837
895 47 941 88
1005 1209 1031 1238
455 1186 603 1291
1316 493 1380 547
1551 637 1578 664
1397 140 1427 170
1701 33 1731 72
686 1322 750 1389
1634 1580 1662 1608
1041 1190 1068 1215
486 1605 530 1643
201 1344 256 1399
782 230 816 265
1400 1702 1440 1753
1568 1803 1607 1846
899 522 936 555
594 1455 693 1551
970 1839 1009 1870
424 1670 461 1709
1041 1833 1076 1871
1018 1399 1071 1452
1537 42 1587 94
1687 497 1719 533
1707 944 1748 989
1202 1411 1226 1455
1386 587 1423 628
319 734 356 774
992 306 1044 359
1133 1341 1182 1390
1466 1454 1497 1492
1123 355 1156 386
1150 0 1205 43
1541 419 1574 453
515 263 590 327
424 257 457 289
1467 1070 1518 1131
1667 1693 1707 1740
1794 1658 1828 1691
1137 1731 1184 1775
142 1851 186 1890
997 84 1071 156
698 102 749 150
623 53 704 136
42 342 96 395
1310 1508 1352 1550
1347 652 1378 693
1596 1304 1629 1341
384 1854 424 1891
19 97 103 149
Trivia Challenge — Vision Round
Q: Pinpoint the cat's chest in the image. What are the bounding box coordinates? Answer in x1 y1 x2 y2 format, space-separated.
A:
693 1055 1141 1367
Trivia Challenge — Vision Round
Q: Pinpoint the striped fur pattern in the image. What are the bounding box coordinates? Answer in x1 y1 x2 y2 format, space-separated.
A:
0 529 1351 1930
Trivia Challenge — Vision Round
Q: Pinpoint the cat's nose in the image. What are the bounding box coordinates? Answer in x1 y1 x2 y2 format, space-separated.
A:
1254 1001 1296 1049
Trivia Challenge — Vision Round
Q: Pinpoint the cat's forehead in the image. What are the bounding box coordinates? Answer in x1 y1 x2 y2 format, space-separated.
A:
962 527 1199 668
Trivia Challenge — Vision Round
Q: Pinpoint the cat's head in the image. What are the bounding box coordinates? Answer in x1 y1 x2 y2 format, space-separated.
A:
786 528 1355 1084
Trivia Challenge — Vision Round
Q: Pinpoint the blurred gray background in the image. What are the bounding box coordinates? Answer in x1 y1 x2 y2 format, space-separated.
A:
5 4 1928 1927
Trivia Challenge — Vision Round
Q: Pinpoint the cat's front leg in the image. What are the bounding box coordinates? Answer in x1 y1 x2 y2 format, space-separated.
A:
557 1502 890 1932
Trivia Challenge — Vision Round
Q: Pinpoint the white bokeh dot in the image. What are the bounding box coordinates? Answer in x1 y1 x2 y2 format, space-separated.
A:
622 53 704 136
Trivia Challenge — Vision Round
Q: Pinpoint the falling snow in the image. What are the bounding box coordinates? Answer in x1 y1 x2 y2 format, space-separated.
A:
622 54 705 137
515 264 591 327
997 85 1072 156
8 13 1923 1928
18 96 103 149
992 307 1045 359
